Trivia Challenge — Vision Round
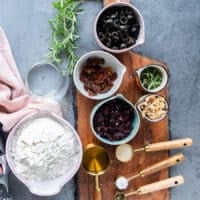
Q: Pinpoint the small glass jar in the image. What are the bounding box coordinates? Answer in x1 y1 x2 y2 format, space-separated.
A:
26 63 69 100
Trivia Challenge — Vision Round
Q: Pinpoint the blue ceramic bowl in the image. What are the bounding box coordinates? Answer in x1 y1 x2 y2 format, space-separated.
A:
90 94 140 145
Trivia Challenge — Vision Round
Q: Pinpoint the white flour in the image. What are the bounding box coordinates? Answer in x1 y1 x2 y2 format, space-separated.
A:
11 116 80 181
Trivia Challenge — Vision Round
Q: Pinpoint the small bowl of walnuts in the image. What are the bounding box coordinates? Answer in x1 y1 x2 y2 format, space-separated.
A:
73 51 126 100
136 94 168 122
90 94 140 145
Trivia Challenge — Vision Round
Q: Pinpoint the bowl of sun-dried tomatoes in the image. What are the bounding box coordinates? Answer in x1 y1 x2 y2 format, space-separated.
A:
73 50 126 100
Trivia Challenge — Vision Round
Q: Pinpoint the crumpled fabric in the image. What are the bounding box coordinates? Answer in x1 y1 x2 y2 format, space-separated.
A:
0 27 62 132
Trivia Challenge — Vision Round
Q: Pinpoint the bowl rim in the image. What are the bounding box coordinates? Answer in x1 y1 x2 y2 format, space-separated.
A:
93 2 145 53
5 111 83 196
136 94 169 123
90 94 140 145
73 50 126 100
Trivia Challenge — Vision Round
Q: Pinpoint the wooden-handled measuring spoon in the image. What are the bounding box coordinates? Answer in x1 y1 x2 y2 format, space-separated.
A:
115 175 184 200
140 138 193 152
116 138 192 162
115 153 184 190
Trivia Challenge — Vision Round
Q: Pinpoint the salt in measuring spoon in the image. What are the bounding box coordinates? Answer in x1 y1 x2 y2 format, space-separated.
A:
115 175 184 200
115 153 184 190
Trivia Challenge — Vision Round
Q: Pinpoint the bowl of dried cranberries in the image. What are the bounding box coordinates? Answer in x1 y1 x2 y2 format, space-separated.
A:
90 94 140 145
73 50 126 100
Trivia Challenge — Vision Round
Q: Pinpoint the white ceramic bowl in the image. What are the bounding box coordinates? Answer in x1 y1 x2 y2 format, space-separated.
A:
73 51 126 100
136 94 168 122
136 64 168 93
6 112 83 196
94 2 145 53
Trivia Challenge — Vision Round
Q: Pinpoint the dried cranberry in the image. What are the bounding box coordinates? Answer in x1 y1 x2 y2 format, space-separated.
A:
93 98 134 141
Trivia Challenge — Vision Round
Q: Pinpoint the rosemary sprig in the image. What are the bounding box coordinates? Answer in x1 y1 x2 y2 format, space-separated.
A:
48 0 82 75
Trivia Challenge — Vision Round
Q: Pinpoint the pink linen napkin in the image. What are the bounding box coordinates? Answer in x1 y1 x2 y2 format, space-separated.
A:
0 27 62 132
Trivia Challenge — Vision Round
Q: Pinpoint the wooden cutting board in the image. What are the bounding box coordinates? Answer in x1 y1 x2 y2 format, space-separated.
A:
76 0 169 199
76 51 169 200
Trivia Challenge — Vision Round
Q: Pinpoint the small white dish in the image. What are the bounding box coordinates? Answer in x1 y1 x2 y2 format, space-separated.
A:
136 94 168 122
136 64 168 93
73 51 126 100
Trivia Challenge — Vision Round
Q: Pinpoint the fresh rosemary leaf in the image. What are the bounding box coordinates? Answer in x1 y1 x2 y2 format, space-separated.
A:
48 0 83 75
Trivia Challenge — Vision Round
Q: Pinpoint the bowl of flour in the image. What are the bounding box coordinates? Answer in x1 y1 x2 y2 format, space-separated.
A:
6 112 83 196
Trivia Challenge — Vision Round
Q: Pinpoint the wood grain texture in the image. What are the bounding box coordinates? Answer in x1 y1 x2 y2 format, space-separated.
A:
76 51 169 200
104 0 130 7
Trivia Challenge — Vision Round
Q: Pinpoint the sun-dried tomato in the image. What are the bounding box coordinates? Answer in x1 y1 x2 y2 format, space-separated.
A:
80 57 117 96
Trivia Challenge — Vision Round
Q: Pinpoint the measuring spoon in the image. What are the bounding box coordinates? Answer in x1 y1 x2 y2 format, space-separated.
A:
115 153 184 190
115 138 192 162
115 175 184 200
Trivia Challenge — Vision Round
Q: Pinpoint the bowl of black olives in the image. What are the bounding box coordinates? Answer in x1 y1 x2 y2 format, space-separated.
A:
94 2 145 53
90 94 140 145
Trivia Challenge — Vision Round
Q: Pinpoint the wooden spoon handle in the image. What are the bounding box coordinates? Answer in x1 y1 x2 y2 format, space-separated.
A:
146 138 193 152
138 176 184 195
94 190 102 200
140 153 184 177
104 0 130 7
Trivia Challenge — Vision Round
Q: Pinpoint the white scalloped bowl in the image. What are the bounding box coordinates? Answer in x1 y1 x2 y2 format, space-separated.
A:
73 50 126 100
6 112 83 196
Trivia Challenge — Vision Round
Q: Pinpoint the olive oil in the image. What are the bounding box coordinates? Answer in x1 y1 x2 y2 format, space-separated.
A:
82 144 110 175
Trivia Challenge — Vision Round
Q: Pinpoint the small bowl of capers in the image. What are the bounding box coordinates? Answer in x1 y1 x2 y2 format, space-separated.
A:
136 64 169 93
94 2 145 53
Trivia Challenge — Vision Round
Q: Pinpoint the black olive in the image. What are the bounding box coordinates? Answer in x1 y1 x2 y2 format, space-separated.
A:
120 10 125 16
125 8 133 15
132 24 140 29
104 38 112 47
98 32 105 41
120 32 129 42
105 32 111 38
103 15 110 22
104 18 113 24
113 19 120 28
131 26 137 33
111 31 119 40
119 25 128 31
111 11 118 19
127 14 134 20
112 46 119 50
120 15 128 25
127 36 135 46
120 43 127 49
